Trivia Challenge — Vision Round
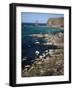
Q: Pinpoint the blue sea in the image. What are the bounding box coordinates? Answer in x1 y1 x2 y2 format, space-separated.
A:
22 23 64 67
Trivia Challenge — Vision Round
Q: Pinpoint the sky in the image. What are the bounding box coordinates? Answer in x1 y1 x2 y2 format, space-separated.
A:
21 12 64 23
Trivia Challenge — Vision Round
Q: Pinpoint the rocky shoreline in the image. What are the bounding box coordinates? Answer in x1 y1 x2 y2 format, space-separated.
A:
22 48 64 77
22 32 64 77
30 32 64 47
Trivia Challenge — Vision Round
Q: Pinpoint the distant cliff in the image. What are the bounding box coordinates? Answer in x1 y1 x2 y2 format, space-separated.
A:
47 17 64 28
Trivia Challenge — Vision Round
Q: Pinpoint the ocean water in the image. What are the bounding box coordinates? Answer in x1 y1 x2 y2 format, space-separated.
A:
22 24 64 67
22 25 64 36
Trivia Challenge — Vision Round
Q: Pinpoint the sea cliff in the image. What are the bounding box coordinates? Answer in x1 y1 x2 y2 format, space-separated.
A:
47 17 64 28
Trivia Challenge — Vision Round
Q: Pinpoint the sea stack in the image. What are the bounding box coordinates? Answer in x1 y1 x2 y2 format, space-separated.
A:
35 20 39 27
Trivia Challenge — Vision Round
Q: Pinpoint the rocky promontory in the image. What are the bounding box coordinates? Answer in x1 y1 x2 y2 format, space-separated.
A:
47 17 64 28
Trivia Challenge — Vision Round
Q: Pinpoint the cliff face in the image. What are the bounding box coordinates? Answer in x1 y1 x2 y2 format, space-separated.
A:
47 17 64 28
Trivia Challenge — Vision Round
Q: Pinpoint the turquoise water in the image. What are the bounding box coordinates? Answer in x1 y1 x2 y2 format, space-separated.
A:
22 26 64 36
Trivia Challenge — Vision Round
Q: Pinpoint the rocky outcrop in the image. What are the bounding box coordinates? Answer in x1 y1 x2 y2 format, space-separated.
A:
47 17 64 28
